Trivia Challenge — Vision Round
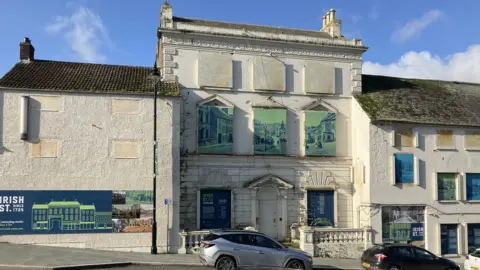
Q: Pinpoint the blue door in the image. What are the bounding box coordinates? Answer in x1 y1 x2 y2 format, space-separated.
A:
307 190 334 227
441 224 458 255
200 190 231 230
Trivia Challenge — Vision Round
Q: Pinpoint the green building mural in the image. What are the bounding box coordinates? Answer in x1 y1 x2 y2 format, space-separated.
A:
304 111 336 156
253 108 287 155
32 201 112 231
197 105 234 154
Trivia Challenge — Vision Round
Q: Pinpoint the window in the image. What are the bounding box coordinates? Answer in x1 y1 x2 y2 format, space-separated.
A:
467 224 480 251
395 129 414 147
465 131 480 149
414 248 435 260
197 105 234 154
394 153 414 184
441 224 458 255
471 250 480 257
253 108 287 155
466 173 480 201
304 111 337 156
436 130 454 149
392 247 415 258
254 235 282 249
437 173 457 201
307 190 335 227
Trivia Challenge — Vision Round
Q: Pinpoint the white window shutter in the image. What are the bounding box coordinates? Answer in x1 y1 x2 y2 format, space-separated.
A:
414 130 420 148
390 155 396 185
414 156 419 186
390 130 396 146
432 172 438 201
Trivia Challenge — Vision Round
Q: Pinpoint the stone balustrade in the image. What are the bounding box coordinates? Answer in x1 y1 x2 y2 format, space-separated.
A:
178 230 211 254
299 226 373 258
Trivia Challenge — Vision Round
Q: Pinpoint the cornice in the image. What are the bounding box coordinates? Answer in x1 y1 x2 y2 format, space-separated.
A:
163 36 362 60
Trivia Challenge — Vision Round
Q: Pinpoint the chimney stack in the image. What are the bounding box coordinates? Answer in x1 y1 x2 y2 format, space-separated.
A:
321 9 342 38
160 0 173 29
20 37 34 62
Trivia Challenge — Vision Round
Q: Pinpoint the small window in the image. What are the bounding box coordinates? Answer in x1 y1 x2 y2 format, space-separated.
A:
394 153 414 184
437 173 457 201
436 130 454 149
395 129 414 147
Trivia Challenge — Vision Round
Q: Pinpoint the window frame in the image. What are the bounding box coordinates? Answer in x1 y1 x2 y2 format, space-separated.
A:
393 153 415 184
466 173 480 201
436 173 458 202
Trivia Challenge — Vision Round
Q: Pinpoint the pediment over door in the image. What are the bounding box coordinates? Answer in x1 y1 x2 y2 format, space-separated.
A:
245 174 294 189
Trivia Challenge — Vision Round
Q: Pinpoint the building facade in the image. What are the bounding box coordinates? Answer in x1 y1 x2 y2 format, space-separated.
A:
355 75 480 256
156 2 368 244
0 38 182 252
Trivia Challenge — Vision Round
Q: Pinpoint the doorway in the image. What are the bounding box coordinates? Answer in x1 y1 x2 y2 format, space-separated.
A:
258 185 278 239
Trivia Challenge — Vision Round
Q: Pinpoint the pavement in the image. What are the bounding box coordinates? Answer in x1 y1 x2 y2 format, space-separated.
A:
0 242 465 270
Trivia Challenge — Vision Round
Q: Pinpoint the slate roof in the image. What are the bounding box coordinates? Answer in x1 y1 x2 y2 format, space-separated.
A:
356 74 480 127
172 16 332 39
0 60 180 96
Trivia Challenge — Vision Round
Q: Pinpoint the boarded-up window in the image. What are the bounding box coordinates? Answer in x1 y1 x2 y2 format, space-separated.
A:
465 131 480 149
436 130 454 149
112 140 140 159
30 139 59 158
198 52 233 89
252 57 285 91
395 129 414 147
304 61 335 94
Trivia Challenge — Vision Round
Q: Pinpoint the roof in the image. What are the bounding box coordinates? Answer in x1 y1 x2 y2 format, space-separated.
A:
172 16 332 39
0 60 180 96
355 75 480 127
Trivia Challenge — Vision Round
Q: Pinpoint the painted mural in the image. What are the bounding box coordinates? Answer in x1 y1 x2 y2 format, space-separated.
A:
304 111 336 156
197 105 234 154
112 190 153 233
382 206 425 246
253 108 287 155
0 190 112 235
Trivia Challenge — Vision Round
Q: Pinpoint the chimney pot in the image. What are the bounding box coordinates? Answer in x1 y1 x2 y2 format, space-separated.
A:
20 37 35 61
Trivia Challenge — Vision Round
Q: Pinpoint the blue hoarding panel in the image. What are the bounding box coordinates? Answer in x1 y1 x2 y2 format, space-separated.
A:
307 190 334 227
410 223 424 241
200 190 231 230
394 153 414 183
466 173 480 201
441 224 458 255
0 190 113 235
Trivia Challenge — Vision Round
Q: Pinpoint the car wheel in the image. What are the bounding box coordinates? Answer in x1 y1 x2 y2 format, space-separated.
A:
215 256 236 270
388 266 401 270
285 259 305 270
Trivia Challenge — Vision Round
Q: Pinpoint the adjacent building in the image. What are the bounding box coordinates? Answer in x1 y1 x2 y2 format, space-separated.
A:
0 38 181 252
354 75 480 256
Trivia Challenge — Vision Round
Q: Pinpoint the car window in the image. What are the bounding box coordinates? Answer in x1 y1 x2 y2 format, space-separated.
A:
472 250 480 258
414 248 435 260
254 235 281 249
203 233 220 241
392 247 415 258
227 234 256 246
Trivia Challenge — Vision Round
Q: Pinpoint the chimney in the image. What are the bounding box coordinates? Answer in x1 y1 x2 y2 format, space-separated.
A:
160 0 173 29
20 37 35 62
321 9 342 38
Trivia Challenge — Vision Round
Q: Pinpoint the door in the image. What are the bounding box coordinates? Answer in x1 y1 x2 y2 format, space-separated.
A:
258 186 278 239
200 190 231 230
441 224 458 255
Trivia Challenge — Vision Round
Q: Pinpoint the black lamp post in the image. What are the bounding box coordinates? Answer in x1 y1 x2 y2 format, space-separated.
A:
150 63 161 255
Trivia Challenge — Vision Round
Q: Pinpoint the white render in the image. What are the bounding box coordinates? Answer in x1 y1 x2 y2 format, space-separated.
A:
157 4 367 242
357 120 480 256
0 90 181 253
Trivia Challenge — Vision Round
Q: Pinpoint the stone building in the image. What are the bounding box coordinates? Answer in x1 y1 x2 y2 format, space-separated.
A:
0 38 181 252
354 75 480 256
155 1 368 250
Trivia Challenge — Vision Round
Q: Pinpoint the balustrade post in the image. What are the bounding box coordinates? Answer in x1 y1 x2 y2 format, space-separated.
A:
178 231 187 254
299 227 314 256
363 226 373 249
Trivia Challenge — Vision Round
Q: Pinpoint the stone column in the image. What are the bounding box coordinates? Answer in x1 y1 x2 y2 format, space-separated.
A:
250 189 257 228
299 227 315 256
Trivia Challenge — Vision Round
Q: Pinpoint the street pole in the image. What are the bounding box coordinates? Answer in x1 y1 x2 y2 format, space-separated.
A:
151 64 160 255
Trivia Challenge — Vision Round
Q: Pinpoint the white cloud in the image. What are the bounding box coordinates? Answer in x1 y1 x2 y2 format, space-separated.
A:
45 5 111 63
363 45 480 83
391 9 444 43
368 6 378 20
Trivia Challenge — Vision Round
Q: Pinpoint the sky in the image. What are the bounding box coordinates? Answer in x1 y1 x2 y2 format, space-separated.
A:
1 0 480 83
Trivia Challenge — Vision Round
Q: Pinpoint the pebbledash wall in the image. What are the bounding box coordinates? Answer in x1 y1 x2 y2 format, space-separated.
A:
364 123 480 256
156 4 368 241
0 90 181 253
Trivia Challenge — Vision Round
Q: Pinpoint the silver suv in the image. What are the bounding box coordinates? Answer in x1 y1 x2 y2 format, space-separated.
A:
198 229 313 270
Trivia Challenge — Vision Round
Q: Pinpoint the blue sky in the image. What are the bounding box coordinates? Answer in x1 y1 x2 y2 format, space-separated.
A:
1 0 479 82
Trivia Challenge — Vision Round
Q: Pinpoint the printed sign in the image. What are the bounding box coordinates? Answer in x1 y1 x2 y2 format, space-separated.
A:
411 223 424 241
112 190 153 233
0 190 112 235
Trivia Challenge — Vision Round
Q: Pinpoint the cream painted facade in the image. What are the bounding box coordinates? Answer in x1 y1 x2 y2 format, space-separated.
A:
357 121 480 256
0 90 181 253
156 4 368 241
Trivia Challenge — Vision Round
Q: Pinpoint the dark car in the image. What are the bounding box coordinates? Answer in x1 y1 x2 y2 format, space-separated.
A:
361 244 459 270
